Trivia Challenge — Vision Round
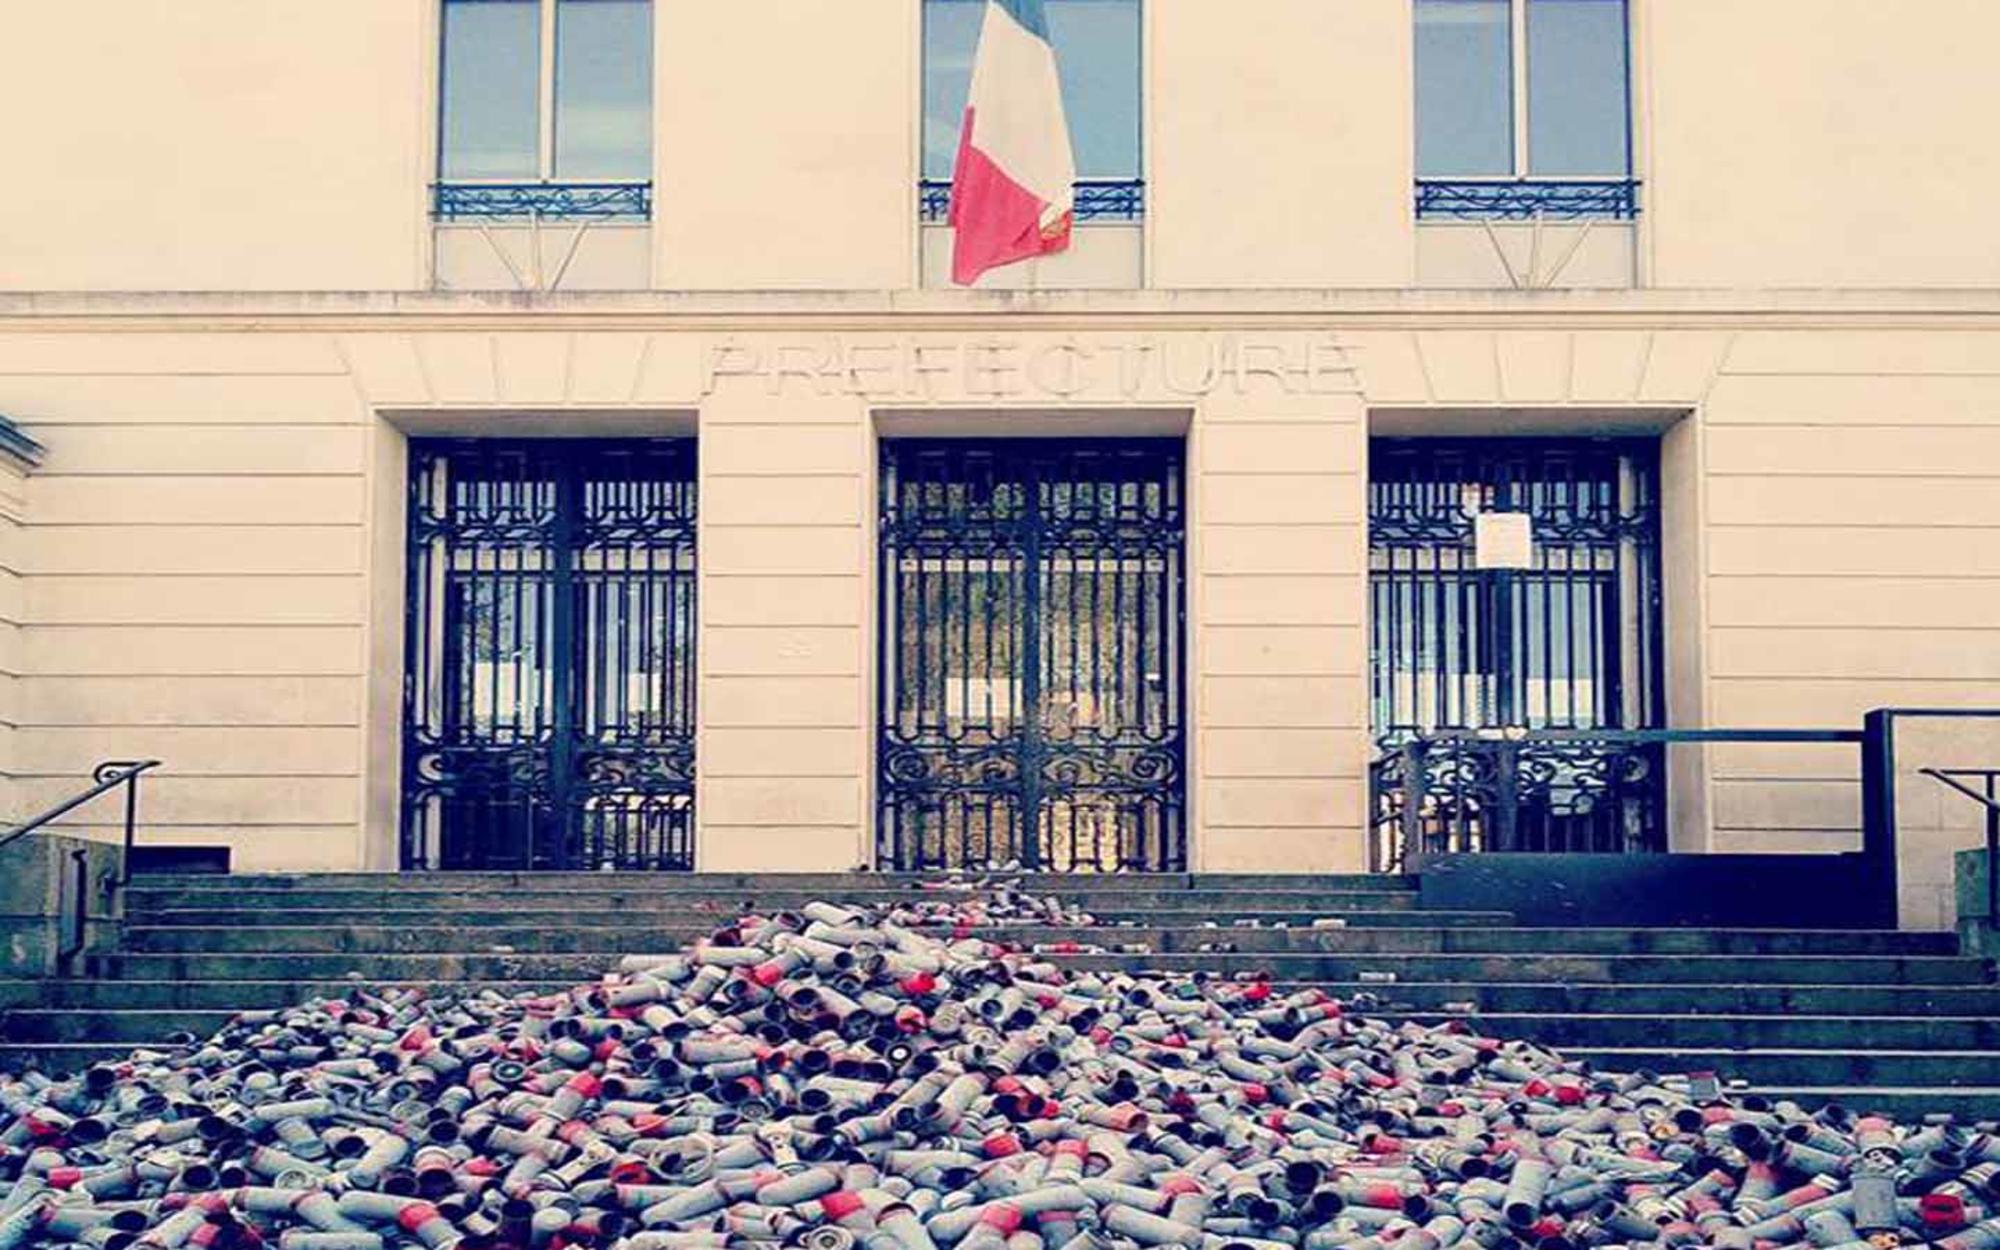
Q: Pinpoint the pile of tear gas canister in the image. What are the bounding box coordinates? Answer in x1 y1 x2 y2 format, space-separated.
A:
2 891 1995 1250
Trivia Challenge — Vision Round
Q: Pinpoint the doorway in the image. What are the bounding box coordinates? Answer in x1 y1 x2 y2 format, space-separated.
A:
1368 437 1665 861
877 438 1187 871
401 438 697 870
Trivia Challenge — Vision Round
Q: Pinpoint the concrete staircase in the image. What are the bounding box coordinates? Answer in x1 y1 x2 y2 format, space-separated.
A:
3 872 1997 1118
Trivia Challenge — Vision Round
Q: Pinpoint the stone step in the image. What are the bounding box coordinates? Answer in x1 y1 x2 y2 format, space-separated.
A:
1742 1088 2000 1121
0 1042 195 1076
130 907 1513 930
123 886 1421 913
9 977 2000 1015
0 1036 1982 1122
11 1002 1998 1050
131 871 1412 890
0 1008 238 1044
1058 951 1989 985
1572 1047 2000 1088
88 948 1991 985
116 922 1960 957
1429 1012 2000 1050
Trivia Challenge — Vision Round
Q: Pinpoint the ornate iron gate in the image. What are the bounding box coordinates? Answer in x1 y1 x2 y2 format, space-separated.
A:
878 439 1186 871
1368 438 1665 866
402 439 697 870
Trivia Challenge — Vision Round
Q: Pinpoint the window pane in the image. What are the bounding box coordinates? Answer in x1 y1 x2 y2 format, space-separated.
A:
922 0 981 180
922 0 1141 182
1528 0 1629 175
1414 0 1513 177
441 0 541 180
1049 0 1140 179
556 0 653 180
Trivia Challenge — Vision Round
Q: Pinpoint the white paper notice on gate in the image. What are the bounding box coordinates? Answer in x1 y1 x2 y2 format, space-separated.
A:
1474 511 1534 569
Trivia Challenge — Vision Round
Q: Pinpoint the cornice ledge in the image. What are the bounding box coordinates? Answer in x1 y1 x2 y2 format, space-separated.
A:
2 286 2000 328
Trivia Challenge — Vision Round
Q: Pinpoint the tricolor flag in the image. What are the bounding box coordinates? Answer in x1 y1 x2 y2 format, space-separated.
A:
949 0 1076 286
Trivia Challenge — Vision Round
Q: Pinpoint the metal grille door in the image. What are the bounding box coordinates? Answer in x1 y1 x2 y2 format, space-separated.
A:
878 440 1186 871
402 439 697 870
1368 438 1665 860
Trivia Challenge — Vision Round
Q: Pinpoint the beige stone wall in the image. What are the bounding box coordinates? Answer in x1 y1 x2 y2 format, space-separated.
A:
1646 0 2000 288
1193 383 1369 870
1699 334 2000 875
0 0 428 292
696 386 871 872
0 454 29 825
4 2 1998 293
0 298 1990 901
654 1 914 290
0 333 372 867
1149 0 1412 287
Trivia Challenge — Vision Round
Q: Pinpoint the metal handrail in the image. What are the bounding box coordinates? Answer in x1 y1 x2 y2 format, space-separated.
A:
0 759 162 878
1410 727 1863 745
1921 767 2000 923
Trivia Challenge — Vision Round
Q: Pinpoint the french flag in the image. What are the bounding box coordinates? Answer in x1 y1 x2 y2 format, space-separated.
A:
949 0 1076 286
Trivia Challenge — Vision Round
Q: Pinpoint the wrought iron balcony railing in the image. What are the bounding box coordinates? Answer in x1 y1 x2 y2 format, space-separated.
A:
1368 727 1863 872
919 178 1145 224
433 181 653 222
1416 178 1641 221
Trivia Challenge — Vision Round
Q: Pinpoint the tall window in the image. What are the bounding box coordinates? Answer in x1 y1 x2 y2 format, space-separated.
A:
437 0 653 219
921 0 1143 222
1414 0 1633 218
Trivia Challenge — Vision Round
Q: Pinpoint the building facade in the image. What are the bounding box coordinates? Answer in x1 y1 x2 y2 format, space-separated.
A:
1 0 1997 925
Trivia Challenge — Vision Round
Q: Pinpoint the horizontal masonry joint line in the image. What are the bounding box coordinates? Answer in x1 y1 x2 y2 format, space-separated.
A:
19 722 363 730
699 523 866 531
1707 421 2000 430
1705 574 2000 583
1704 525 2000 533
1200 471 1361 479
1708 675 2000 684
1707 524 2000 533
704 472 864 480
21 572 365 580
1201 773 1365 782
706 472 860 481
22 523 366 531
22 673 364 680
1203 525 1362 532
59 821 352 829
1203 423 1364 432
1719 369 2000 379
21 420 366 428
702 724 860 731
0 372 354 380
22 623 360 631
22 623 362 631
19 773 360 781
1201 573 1359 580
33 472 367 481
1707 472 2000 481
1203 723 1366 731
1706 625 2000 633
1204 824 1362 832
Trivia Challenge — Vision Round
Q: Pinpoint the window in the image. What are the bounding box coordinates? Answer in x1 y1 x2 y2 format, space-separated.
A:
1414 0 1634 219
920 0 1143 222
436 0 653 220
